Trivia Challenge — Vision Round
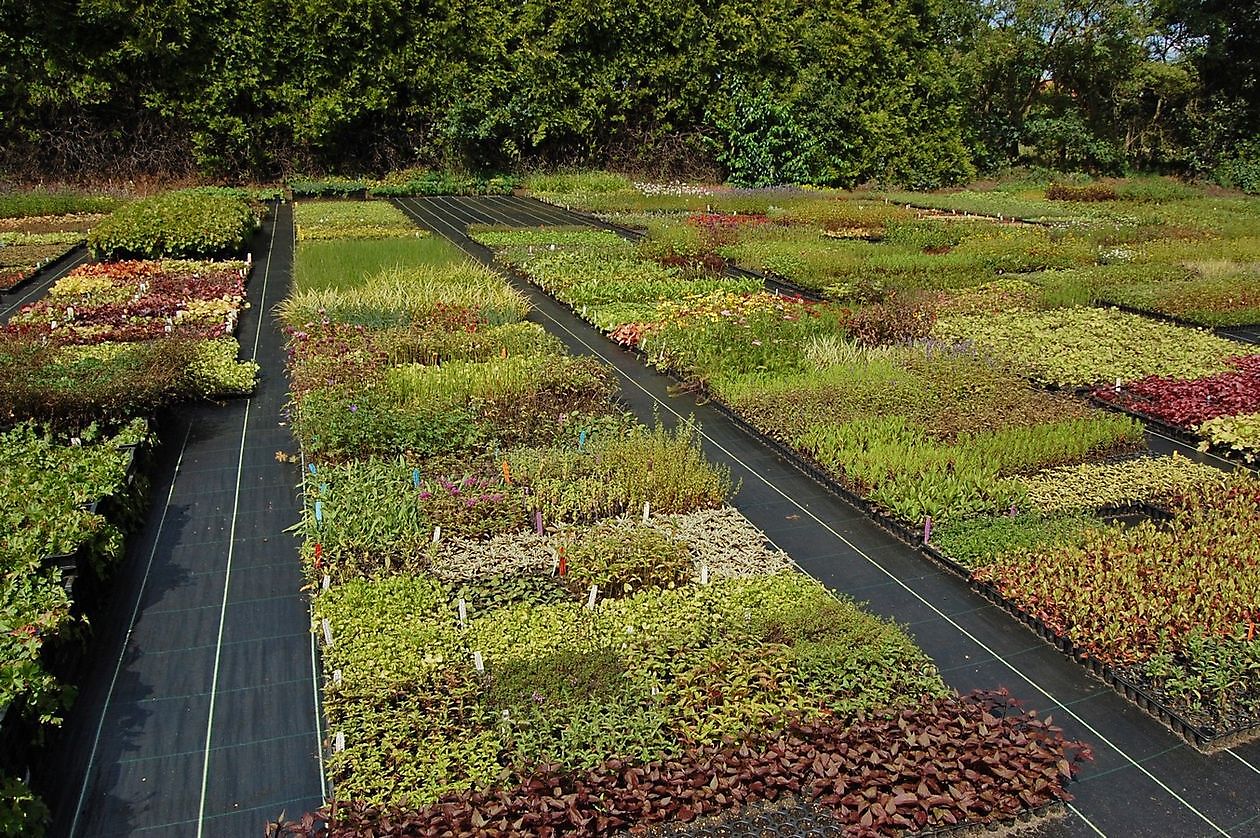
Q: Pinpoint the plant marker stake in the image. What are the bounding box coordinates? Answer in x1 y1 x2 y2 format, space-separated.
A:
314 500 323 524
308 462 317 476
502 460 511 484
473 651 485 673
578 430 587 450
1115 377 1121 392
923 516 932 545
322 575 331 591
535 509 543 535
701 562 710 585
333 732 345 753
433 525 441 544
319 482 328 495
412 468 421 488
558 547 567 577
642 501 650 523
322 618 333 647
458 598 467 628
586 585 598 610
332 669 342 685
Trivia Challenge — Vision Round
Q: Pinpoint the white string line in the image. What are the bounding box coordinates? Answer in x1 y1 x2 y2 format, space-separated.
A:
69 424 193 837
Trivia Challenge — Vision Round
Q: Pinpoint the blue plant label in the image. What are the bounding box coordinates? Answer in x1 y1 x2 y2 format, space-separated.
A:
314 500 323 523
412 468 421 488
579 430 587 449
308 463 317 475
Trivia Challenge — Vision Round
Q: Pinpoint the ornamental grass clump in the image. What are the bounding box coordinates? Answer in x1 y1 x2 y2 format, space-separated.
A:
279 263 530 328
561 519 692 598
507 422 734 522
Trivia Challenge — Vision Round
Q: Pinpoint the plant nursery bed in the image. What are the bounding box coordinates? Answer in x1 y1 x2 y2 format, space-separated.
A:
960 573 1260 751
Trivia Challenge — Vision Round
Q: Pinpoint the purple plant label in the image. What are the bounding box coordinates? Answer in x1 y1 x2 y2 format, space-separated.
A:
923 516 932 544
535 509 544 535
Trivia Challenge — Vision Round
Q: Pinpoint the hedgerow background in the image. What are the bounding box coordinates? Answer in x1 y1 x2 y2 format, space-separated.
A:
0 0 1255 187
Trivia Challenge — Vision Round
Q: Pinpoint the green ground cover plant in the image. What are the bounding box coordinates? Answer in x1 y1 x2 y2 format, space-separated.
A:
1015 454 1224 515
292 351 616 461
294 200 423 241
293 237 466 292
88 190 257 259
934 307 1251 387
1197 413 1260 463
368 169 519 197
931 513 1103 571
0 191 120 219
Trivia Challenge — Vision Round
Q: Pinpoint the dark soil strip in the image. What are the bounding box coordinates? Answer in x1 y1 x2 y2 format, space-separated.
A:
396 196 1260 838
0 245 88 323
44 202 323 837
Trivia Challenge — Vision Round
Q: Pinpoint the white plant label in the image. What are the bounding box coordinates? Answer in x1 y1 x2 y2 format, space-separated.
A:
586 585 599 610
458 598 467 628
321 618 333 647
332 669 342 684
473 651 485 672
642 501 650 523
322 574 331 591
333 731 345 753
700 562 710 585
432 525 441 544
